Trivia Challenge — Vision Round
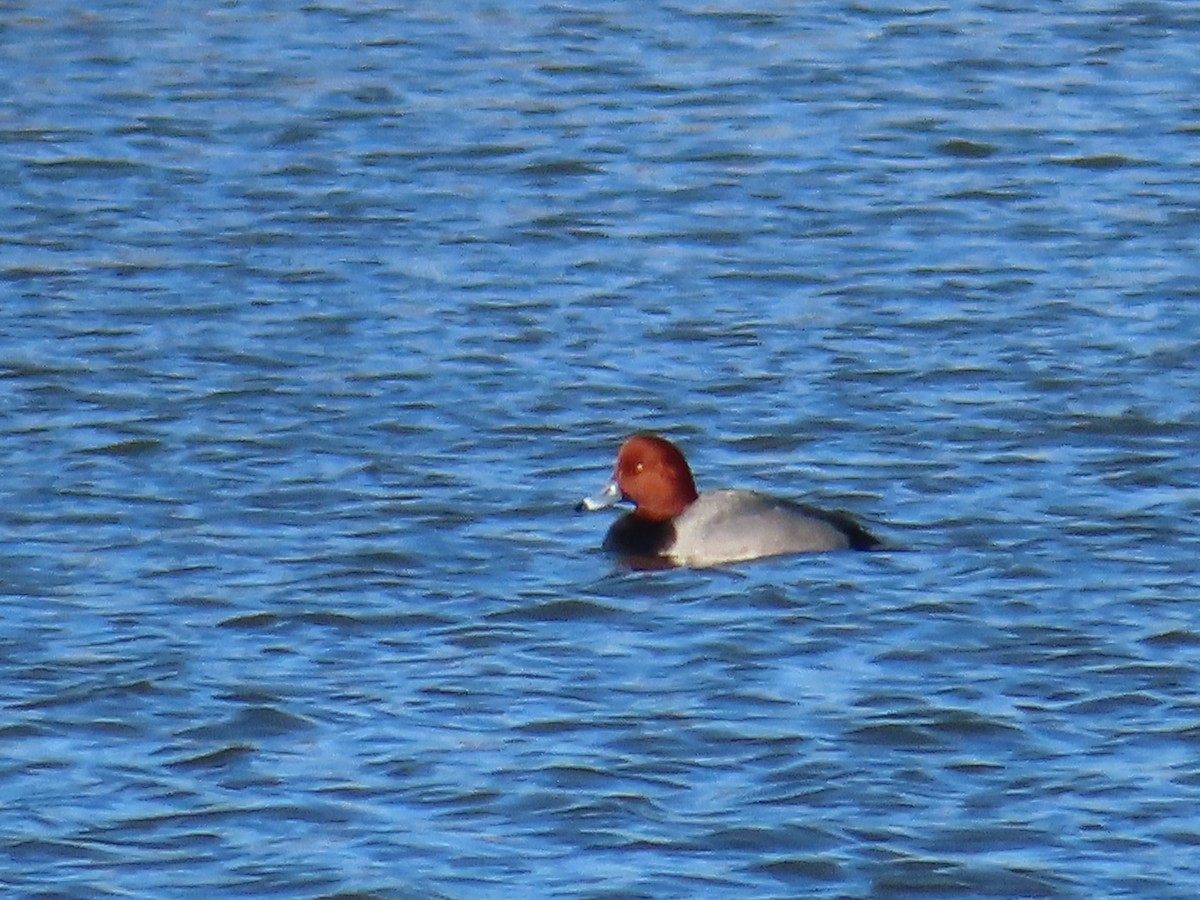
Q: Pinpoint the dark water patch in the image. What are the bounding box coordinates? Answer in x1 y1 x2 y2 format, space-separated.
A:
166 744 257 771
1050 153 1141 170
0 264 79 281
707 823 840 854
518 158 603 179
13 678 162 712
0 722 54 740
77 437 164 457
937 138 998 158
846 721 948 751
1142 629 1200 650
751 855 843 883
27 157 151 179
488 597 626 623
437 622 538 652
218 612 282 631
174 706 315 741
6 837 119 865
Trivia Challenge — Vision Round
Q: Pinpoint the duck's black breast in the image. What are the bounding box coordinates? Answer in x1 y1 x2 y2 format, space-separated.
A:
601 513 676 558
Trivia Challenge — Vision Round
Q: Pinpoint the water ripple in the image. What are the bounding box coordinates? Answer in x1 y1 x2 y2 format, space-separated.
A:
2 1 1200 897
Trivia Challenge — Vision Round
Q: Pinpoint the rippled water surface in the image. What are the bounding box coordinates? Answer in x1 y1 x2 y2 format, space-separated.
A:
4 2 1200 897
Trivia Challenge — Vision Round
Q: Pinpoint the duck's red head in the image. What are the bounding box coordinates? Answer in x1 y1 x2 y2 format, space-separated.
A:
613 434 699 522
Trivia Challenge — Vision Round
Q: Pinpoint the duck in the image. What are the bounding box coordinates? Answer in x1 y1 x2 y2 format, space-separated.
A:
578 433 881 567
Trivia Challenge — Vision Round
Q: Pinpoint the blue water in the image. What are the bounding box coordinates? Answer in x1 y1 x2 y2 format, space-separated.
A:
3 2 1199 897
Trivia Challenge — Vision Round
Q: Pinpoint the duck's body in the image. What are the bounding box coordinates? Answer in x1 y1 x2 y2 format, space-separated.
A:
579 434 881 567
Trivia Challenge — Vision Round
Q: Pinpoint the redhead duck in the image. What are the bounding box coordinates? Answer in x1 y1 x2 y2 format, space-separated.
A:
578 433 881 566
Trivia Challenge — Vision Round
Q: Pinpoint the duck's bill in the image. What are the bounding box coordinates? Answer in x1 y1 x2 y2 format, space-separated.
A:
576 479 622 512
